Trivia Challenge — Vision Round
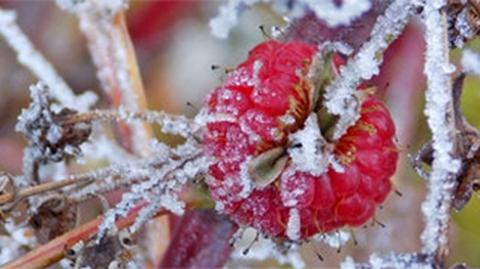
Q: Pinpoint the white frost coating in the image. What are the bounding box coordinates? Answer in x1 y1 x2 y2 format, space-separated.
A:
56 0 128 14
341 253 433 269
209 0 256 39
231 228 305 269
56 0 151 156
288 113 331 176
79 127 135 164
314 230 350 249
96 140 209 241
461 49 480 76
4 221 37 246
238 157 254 198
299 0 371 27
210 0 371 39
286 208 300 241
420 0 462 255
324 0 412 139
0 9 96 111
453 7 475 48
0 235 23 265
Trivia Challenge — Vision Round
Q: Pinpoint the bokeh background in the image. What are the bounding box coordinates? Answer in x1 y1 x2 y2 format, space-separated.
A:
0 1 479 268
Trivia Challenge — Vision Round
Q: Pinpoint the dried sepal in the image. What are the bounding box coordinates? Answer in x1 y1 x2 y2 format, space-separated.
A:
248 147 288 189
29 196 77 244
16 82 92 182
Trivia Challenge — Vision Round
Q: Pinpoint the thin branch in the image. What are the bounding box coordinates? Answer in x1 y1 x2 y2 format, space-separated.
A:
59 109 196 138
0 176 91 205
56 0 152 157
0 8 96 111
2 201 163 269
421 1 461 263
323 0 413 140
340 252 433 269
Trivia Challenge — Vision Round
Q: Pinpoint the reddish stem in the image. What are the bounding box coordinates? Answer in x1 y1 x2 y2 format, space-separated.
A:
3 201 162 269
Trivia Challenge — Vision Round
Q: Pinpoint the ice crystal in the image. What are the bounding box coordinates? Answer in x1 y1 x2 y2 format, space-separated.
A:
421 0 462 255
0 9 96 111
0 236 23 266
56 0 151 156
16 82 92 183
231 228 305 269
210 0 372 39
286 208 301 241
96 139 209 241
461 49 480 76
341 252 432 269
288 113 331 176
314 230 351 249
324 0 412 139
453 7 475 48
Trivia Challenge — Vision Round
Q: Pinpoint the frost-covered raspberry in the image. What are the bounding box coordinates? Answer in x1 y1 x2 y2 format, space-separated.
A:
203 40 398 240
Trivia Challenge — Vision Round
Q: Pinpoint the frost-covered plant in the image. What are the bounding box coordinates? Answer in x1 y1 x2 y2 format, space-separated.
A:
0 0 480 268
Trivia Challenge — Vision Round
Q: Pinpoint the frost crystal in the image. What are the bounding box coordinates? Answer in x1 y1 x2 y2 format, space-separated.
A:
288 114 331 176
452 7 475 48
461 49 480 76
286 208 300 241
56 0 151 156
314 230 351 249
16 82 92 183
421 0 462 255
231 228 305 269
0 236 23 265
210 0 372 39
96 139 210 241
0 8 96 111
341 252 433 269
324 0 412 139
296 0 372 27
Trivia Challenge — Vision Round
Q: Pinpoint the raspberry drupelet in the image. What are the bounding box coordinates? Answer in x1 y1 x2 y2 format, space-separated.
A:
203 40 398 240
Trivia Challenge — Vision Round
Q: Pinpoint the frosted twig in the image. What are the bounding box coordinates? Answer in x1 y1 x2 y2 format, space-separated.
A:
461 48 480 76
324 0 413 140
340 252 433 269
56 0 152 157
210 0 372 39
96 139 209 241
0 175 92 206
420 0 461 261
59 109 197 138
0 9 96 112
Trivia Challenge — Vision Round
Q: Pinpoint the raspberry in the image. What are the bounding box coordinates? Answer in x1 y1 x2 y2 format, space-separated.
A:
203 40 398 240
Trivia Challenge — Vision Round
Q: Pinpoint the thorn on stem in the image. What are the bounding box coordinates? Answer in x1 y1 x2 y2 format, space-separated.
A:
349 229 358 246
259 25 272 39
373 217 386 228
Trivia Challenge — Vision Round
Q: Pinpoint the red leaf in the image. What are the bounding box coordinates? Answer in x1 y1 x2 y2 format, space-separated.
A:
159 209 238 269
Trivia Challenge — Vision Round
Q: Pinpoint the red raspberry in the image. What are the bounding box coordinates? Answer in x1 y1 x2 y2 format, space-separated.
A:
203 40 398 240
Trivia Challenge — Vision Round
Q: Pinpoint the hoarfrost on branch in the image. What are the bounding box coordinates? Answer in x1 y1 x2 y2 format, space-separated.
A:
341 253 432 269
324 0 412 140
210 0 372 39
0 8 96 111
420 0 461 255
